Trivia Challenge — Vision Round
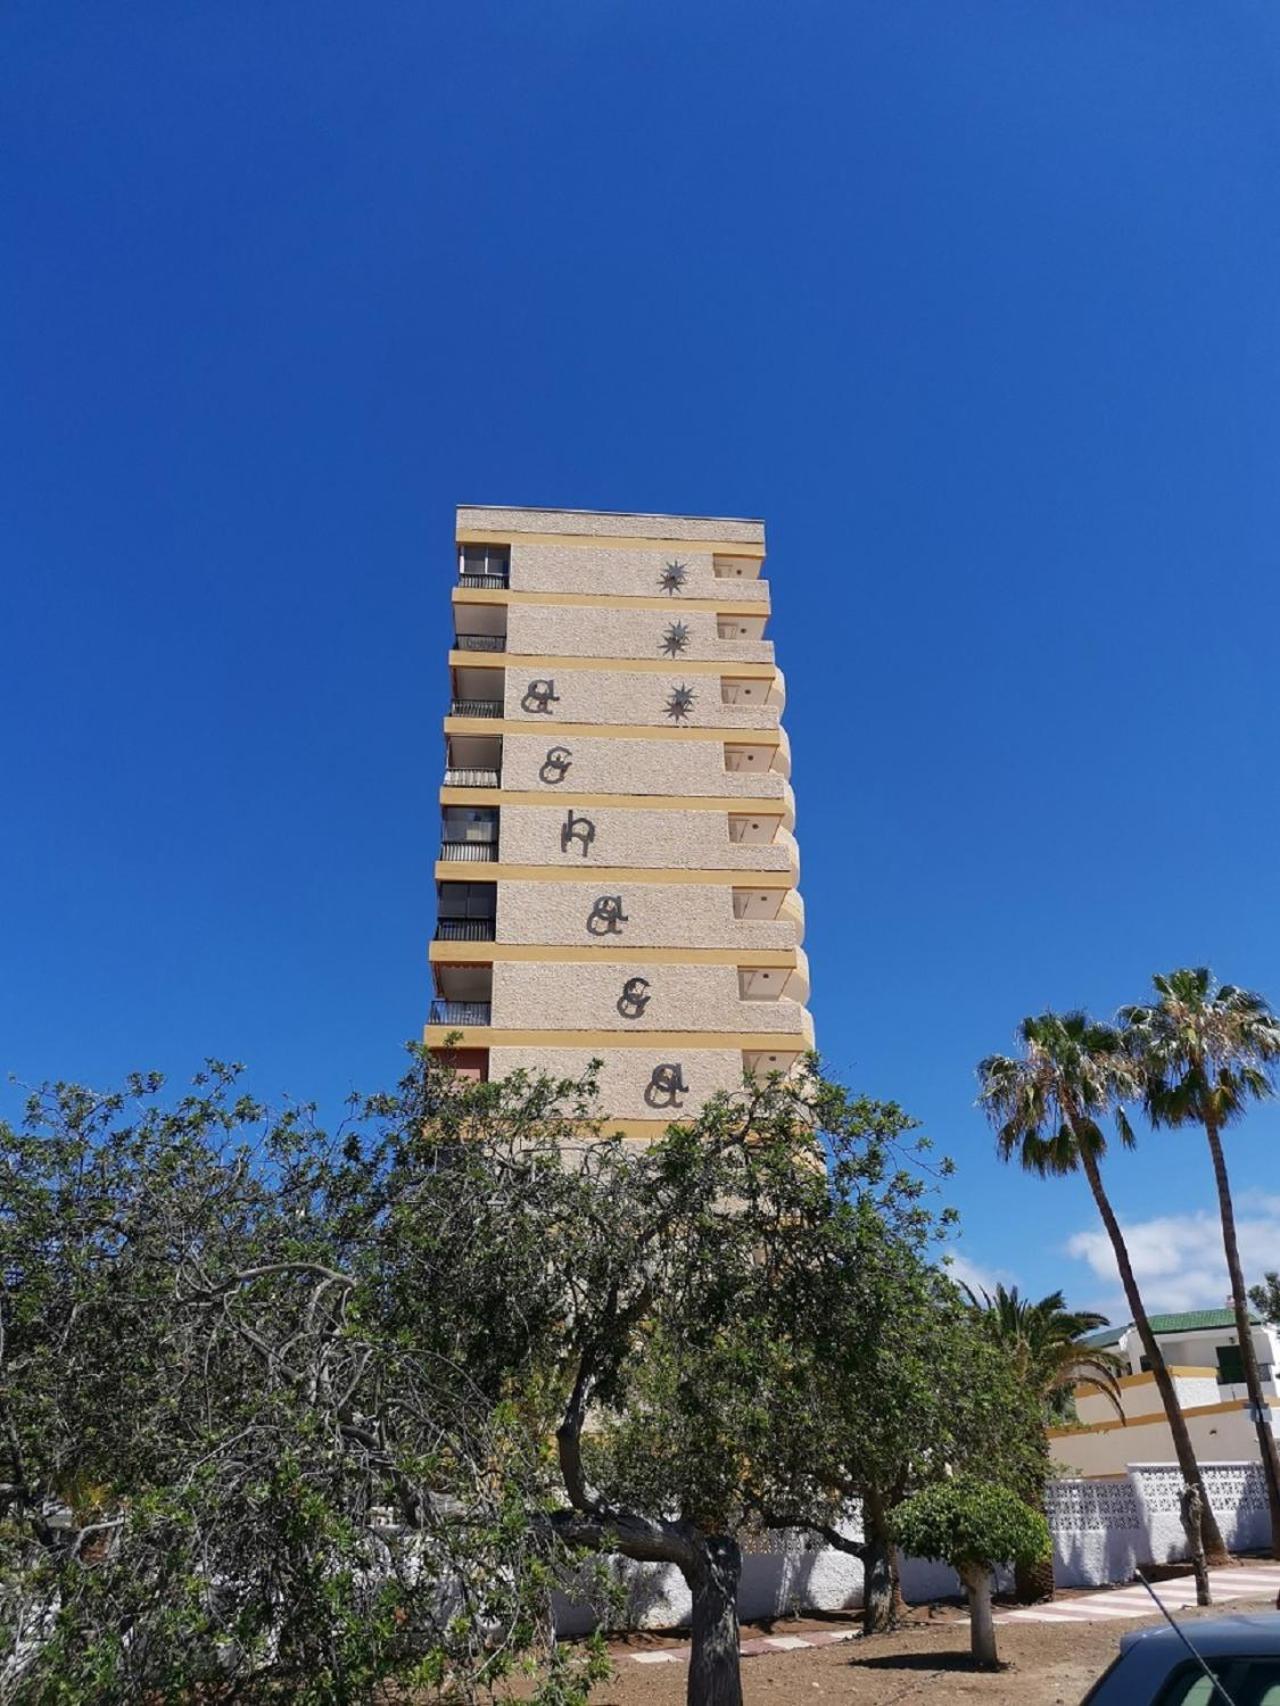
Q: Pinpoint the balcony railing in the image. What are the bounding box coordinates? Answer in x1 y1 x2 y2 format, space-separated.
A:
458 572 509 589
449 699 503 718
434 919 497 941
438 841 498 862
443 767 500 788
453 634 507 652
429 1000 492 1026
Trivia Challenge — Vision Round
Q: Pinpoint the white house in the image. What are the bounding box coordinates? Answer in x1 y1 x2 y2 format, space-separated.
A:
1053 1308 1280 1478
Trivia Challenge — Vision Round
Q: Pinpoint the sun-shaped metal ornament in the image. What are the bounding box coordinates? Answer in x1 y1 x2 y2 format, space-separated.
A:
658 559 688 595
663 682 697 722
660 620 690 657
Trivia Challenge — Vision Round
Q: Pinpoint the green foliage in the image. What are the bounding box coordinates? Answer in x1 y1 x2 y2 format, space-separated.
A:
892 1476 1050 1574
978 1011 1138 1177
1120 967 1280 1134
0 1046 1023 1702
1251 1272 1280 1328
963 1284 1124 1423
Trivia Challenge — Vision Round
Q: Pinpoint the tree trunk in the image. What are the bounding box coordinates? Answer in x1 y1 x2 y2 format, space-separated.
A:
1203 1111 1280 1560
861 1487 903 1635
684 1534 743 1706
1079 1147 1227 1567
959 1563 998 1668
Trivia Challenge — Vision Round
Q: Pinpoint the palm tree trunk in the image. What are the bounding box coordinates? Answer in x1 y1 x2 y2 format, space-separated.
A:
1078 1147 1227 1564
1203 1110 1280 1559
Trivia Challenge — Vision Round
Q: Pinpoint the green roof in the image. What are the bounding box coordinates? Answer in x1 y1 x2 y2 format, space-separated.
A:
1083 1308 1260 1349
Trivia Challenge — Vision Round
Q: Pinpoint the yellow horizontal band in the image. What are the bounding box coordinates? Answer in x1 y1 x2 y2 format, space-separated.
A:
439 788 785 815
429 943 798 968
457 528 765 557
444 718 782 745
424 1028 808 1050
453 588 769 617
1047 1394 1280 1438
433 863 795 888
1075 1366 1216 1395
450 652 776 679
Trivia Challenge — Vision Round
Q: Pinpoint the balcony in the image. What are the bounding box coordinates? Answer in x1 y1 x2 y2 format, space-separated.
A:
458 544 510 589
434 918 497 941
439 841 498 862
443 767 500 787
449 699 503 718
453 633 507 652
429 999 492 1026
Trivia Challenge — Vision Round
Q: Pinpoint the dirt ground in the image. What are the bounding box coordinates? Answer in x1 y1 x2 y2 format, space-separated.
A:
576 1593 1280 1705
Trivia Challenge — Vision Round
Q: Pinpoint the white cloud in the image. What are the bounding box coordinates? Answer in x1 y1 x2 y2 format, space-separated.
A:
1065 1205 1280 1316
941 1248 1017 1300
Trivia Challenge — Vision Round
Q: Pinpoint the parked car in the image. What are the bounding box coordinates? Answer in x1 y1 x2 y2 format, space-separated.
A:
1083 1614 1280 1704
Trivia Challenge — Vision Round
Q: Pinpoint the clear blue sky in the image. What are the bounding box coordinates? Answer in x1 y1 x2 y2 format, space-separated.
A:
4 2 1279 1318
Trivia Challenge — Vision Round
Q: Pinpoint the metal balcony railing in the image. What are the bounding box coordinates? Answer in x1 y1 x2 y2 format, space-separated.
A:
453 634 507 652
458 572 509 589
449 699 503 718
429 1000 492 1025
443 767 500 788
434 919 497 941
438 842 499 862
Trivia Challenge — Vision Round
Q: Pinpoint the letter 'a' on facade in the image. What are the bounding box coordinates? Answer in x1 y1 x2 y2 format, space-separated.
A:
426 505 815 1139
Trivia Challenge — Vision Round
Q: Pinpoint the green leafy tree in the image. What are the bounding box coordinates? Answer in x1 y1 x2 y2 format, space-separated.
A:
963 1284 1124 1603
758 1246 1045 1636
0 1066 602 1705
893 1476 1050 1668
1250 1273 1280 1328
977 1011 1227 1565
376 1054 958 1706
1120 967 1280 1556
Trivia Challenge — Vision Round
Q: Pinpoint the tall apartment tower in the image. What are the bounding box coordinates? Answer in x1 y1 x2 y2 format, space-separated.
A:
426 505 813 1138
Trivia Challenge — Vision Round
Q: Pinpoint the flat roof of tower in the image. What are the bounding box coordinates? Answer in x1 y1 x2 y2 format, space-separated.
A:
456 504 765 547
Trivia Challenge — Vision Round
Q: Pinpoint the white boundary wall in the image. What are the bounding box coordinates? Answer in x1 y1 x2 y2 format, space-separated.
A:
555 1462 1272 1633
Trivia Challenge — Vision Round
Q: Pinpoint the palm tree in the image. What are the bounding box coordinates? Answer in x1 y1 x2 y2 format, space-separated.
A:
963 1284 1126 1424
1120 968 1280 1558
978 1010 1227 1563
963 1283 1127 1601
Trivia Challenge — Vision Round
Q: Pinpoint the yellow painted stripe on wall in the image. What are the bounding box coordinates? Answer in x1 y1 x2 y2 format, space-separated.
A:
453 588 769 616
438 788 785 814
428 943 798 968
423 1027 809 1050
457 528 765 557
443 718 783 745
432 862 796 888
449 651 777 679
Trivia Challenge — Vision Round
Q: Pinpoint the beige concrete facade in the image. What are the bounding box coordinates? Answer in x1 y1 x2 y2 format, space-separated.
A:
499 735 788 801
429 505 814 1133
496 806 798 873
499 666 782 729
505 604 773 665
494 880 801 950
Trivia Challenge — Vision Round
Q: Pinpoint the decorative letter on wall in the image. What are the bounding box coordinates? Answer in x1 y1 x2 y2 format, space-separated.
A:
645 1062 688 1108
522 679 560 714
539 746 573 784
560 811 596 857
658 560 688 595
616 976 651 1020
660 620 690 657
663 682 697 722
587 895 628 935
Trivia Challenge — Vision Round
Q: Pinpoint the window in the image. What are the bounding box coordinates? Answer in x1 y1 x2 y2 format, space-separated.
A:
1154 1656 1280 1704
459 543 510 581
1216 1344 1246 1385
437 882 497 921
